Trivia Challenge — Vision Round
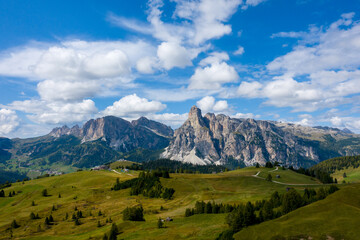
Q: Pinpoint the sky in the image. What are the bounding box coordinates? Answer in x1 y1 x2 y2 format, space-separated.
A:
0 0 360 138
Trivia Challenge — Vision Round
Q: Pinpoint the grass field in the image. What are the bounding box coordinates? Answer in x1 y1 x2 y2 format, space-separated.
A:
233 183 360 240
257 167 321 185
331 167 360 183
0 167 341 239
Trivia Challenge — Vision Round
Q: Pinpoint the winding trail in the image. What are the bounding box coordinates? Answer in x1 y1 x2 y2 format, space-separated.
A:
252 168 322 186
112 169 134 176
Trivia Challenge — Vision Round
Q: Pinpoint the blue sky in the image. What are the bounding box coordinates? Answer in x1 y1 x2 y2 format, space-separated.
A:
0 0 360 138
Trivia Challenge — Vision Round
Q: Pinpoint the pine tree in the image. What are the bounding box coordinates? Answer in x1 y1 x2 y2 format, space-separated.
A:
65 212 68 220
42 189 48 197
108 223 118 240
0 190 4 197
157 218 163 228
98 210 102 216
255 163 260 168
8 191 12 197
97 220 101 227
44 217 50 225
11 220 20 228
36 213 40 219
52 205 56 211
49 215 54 222
30 212 36 220
31 200 35 206
74 218 81 225
58 193 61 198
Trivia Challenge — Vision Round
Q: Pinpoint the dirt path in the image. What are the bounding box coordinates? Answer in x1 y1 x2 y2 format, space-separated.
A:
252 169 322 186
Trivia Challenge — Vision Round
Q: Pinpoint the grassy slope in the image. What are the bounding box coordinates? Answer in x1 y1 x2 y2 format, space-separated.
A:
0 167 325 240
331 167 360 183
257 167 321 185
234 183 360 240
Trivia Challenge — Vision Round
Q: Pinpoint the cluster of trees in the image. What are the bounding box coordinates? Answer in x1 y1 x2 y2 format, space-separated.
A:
0 189 16 197
184 186 339 240
29 212 40 220
122 205 144 221
44 215 54 225
141 159 228 174
309 155 360 173
290 167 334 183
103 223 120 240
112 171 175 200
185 201 237 217
264 161 280 168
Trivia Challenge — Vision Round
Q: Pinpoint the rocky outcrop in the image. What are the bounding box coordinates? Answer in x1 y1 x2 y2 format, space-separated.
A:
49 125 81 138
162 106 360 168
49 116 173 152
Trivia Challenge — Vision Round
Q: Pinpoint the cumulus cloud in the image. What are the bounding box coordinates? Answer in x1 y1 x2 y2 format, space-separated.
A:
235 14 360 112
189 52 239 90
237 81 263 98
108 0 260 72
7 99 98 125
0 109 20 136
196 96 229 113
157 42 194 70
101 94 166 119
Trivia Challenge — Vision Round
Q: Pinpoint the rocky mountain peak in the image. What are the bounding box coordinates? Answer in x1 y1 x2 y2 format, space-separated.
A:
131 117 173 137
188 106 206 128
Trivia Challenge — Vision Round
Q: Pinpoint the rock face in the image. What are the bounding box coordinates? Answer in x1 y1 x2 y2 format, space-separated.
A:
51 116 173 152
162 106 360 167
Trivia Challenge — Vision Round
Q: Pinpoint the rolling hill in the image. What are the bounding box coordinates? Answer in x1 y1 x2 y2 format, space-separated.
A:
0 166 330 240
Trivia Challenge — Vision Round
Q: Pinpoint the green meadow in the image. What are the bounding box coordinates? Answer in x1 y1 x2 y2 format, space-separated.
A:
0 167 352 240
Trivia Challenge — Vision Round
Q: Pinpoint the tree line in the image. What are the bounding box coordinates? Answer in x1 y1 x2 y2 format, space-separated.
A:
185 185 339 240
124 159 228 174
309 155 360 174
112 171 175 200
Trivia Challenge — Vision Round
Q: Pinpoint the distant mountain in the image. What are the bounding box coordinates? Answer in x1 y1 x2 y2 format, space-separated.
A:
162 106 360 168
1 116 173 177
1 109 360 179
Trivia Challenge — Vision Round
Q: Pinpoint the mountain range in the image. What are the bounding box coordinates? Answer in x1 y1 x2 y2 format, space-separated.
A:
1 106 360 177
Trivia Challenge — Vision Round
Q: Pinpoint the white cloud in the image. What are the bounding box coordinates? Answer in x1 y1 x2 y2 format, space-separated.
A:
235 14 360 112
101 94 166 119
232 112 261 119
189 52 239 90
149 113 188 128
0 109 20 136
330 116 343 126
7 99 98 125
237 81 263 98
157 42 193 70
196 96 229 113
234 46 245 55
136 57 158 74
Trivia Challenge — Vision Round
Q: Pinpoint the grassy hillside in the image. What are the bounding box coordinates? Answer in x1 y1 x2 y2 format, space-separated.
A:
233 183 360 240
331 167 360 183
0 167 324 240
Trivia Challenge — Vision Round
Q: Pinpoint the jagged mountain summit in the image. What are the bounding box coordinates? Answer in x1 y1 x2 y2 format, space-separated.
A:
162 106 360 167
1 108 360 173
50 116 173 152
